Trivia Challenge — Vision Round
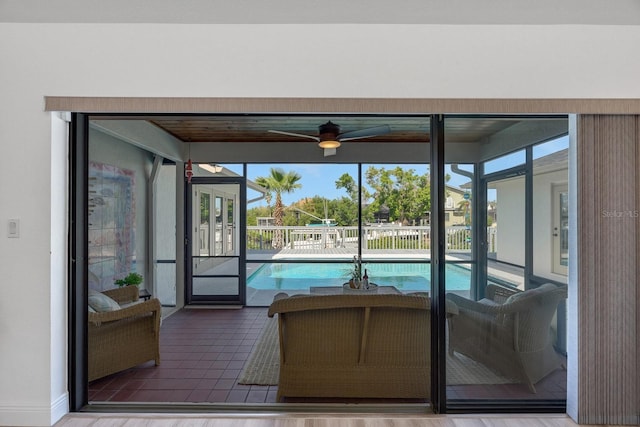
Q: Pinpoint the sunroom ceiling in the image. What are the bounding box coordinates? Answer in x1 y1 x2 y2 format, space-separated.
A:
148 115 432 144
143 115 564 145
91 114 568 164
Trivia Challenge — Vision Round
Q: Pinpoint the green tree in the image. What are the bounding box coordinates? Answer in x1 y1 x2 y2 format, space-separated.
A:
297 197 328 223
246 205 272 226
457 196 472 226
332 197 359 226
246 205 275 250
254 168 302 248
365 166 431 224
282 208 302 226
335 173 365 225
285 197 329 225
335 173 359 202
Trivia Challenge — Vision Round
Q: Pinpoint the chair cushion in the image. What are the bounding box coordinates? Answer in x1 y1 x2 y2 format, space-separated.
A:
119 299 144 309
504 283 557 305
88 290 121 312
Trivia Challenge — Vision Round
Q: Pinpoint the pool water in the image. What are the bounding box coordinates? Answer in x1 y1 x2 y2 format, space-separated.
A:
247 262 472 292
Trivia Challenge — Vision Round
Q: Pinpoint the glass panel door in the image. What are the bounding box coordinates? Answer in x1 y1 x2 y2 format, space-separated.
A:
226 196 235 254
198 191 212 256
445 151 567 403
213 195 223 255
553 185 569 275
188 178 245 305
532 137 569 281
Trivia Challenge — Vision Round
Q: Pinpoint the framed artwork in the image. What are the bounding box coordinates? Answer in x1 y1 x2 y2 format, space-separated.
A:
88 161 136 290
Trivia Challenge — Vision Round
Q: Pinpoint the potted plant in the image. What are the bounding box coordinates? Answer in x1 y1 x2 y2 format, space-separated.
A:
114 272 143 288
347 256 363 289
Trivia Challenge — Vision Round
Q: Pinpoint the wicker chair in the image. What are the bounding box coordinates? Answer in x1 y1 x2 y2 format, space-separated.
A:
267 292 430 401
446 283 567 392
88 286 161 382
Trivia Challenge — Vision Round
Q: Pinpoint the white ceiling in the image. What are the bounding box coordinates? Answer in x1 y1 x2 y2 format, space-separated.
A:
2 0 640 24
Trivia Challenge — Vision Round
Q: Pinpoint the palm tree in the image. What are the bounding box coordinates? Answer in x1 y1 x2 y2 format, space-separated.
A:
255 168 302 248
457 197 471 226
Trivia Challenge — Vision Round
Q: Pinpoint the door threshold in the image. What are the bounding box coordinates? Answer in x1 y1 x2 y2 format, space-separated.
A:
184 304 244 310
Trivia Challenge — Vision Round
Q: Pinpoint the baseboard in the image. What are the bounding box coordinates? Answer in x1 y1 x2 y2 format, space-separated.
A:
51 392 69 425
0 392 68 427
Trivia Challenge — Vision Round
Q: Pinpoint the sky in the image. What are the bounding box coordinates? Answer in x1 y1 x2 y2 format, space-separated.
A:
243 163 431 207
248 163 357 205
224 135 569 208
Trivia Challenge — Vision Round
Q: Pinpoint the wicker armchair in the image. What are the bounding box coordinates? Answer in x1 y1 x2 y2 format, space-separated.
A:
267 293 430 401
446 283 567 392
88 286 161 382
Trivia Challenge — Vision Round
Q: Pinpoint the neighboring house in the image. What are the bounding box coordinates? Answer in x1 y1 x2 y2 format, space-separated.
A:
413 186 470 227
256 217 276 227
444 185 471 227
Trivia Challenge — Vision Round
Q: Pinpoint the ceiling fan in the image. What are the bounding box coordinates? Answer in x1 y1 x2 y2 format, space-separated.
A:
268 121 391 157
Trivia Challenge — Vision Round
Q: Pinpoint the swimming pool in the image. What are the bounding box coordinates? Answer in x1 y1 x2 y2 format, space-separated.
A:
247 262 473 292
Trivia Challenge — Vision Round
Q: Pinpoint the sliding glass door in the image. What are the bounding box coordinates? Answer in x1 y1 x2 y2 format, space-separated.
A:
72 113 568 412
443 119 568 408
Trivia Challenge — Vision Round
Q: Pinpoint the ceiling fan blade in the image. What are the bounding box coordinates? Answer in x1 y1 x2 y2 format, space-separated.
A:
268 130 320 142
323 147 337 157
338 125 391 142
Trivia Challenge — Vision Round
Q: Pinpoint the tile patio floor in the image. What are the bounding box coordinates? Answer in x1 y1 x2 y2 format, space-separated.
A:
89 307 567 404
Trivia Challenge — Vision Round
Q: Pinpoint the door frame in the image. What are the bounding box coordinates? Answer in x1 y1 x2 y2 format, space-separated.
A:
185 176 247 306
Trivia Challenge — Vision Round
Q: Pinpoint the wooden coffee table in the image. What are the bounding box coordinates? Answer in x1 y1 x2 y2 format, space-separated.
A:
310 284 402 295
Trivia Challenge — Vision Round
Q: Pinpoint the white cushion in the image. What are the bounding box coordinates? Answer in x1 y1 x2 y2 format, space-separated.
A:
505 283 557 305
88 290 121 312
119 300 143 309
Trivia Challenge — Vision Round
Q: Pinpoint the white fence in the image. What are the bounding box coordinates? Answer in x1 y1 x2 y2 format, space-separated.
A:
247 225 497 253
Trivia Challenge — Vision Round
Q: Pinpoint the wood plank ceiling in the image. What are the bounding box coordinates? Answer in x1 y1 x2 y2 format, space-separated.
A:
148 115 432 144
100 114 564 145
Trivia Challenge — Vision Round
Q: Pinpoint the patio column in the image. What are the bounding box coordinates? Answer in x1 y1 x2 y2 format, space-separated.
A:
571 114 640 424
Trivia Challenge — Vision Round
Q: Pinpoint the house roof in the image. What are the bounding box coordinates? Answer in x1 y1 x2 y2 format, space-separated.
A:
459 148 568 188
532 148 568 171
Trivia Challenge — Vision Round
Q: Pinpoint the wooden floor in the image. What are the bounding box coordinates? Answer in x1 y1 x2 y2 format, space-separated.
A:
55 413 595 427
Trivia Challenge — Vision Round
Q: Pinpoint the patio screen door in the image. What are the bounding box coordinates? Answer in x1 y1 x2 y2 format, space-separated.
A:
186 177 246 305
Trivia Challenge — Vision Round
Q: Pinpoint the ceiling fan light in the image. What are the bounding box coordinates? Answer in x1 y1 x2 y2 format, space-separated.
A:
318 140 341 149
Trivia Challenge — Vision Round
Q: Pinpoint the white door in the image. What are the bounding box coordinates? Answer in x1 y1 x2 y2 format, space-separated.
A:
188 179 244 305
552 184 569 275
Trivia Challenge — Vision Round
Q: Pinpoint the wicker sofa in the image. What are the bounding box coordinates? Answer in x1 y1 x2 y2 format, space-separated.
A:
446 283 567 393
267 292 430 401
88 286 161 382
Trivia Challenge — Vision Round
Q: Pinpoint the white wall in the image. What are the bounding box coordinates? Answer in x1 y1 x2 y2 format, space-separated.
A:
494 178 526 266
1 16 640 427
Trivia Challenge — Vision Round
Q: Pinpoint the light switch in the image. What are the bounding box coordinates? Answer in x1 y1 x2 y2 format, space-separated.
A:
8 218 19 238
